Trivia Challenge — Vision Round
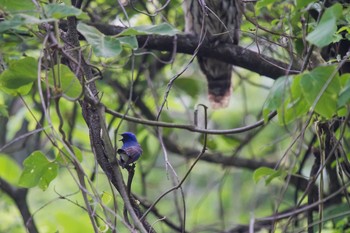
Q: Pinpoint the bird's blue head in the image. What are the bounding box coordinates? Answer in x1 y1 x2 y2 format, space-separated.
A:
120 132 139 147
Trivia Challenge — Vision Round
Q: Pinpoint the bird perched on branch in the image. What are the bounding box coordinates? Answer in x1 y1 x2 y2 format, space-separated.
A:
183 0 242 108
117 132 142 168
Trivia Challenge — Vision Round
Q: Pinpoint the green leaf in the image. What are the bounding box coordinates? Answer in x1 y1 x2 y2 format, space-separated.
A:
0 154 22 185
263 76 292 122
0 0 35 12
256 0 276 10
118 23 179 36
47 65 82 100
0 15 27 33
0 57 37 95
18 151 58 191
300 65 340 118
44 3 82 19
253 167 284 185
278 75 309 124
337 74 350 107
101 191 112 205
0 14 54 33
117 36 138 49
295 0 316 9
77 22 122 58
306 3 343 47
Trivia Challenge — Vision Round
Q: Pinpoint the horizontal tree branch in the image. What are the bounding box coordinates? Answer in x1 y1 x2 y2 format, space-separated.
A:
90 23 301 79
103 103 276 135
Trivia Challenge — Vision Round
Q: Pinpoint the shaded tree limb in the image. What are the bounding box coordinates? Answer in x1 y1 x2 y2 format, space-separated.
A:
62 15 154 233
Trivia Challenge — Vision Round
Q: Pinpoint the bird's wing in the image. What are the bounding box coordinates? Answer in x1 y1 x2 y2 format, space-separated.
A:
117 146 142 167
124 146 142 163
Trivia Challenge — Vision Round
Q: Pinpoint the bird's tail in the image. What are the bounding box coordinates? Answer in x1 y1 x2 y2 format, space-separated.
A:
198 57 232 109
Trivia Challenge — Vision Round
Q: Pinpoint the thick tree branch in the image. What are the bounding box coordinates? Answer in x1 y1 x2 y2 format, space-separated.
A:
89 23 301 79
62 16 154 233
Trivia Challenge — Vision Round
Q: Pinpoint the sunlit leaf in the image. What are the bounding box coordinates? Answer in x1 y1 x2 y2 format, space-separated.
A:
306 3 343 47
0 0 35 12
101 191 112 205
300 65 340 118
18 151 58 191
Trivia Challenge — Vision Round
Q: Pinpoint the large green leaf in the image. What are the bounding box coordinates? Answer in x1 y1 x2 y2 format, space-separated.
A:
278 75 309 124
0 0 35 12
77 23 122 58
44 3 82 19
306 3 342 47
118 23 179 36
0 14 54 33
18 151 58 191
0 57 38 95
299 65 340 118
47 65 83 100
0 154 22 185
295 0 317 9
263 76 292 122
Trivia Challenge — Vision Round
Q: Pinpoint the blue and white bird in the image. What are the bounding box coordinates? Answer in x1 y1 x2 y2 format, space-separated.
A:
117 132 142 168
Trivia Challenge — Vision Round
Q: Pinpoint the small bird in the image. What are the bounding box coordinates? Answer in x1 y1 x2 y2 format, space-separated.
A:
117 132 143 168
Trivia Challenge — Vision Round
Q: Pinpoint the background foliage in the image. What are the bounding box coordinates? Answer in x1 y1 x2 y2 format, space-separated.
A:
1 0 350 232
